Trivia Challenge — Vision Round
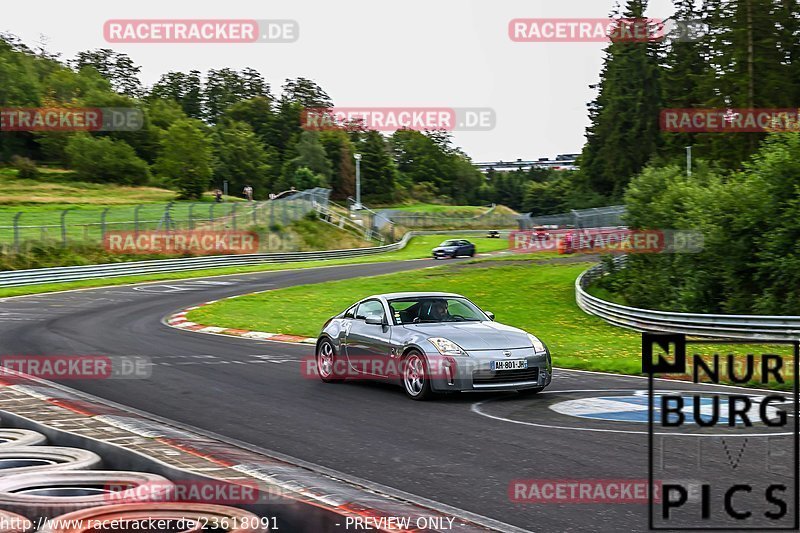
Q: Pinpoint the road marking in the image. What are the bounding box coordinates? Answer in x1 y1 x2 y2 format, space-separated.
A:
471 389 794 437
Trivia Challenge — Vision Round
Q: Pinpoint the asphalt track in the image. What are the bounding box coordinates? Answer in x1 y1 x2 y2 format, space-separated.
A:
0 257 795 532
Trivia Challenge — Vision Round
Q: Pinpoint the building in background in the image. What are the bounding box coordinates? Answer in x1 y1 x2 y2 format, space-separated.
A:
474 154 579 173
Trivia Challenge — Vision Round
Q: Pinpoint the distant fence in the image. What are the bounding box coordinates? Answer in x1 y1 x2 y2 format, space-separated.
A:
0 188 331 251
519 205 626 230
376 205 522 230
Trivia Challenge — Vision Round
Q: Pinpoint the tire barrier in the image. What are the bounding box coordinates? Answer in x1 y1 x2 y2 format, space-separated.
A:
0 448 101 477
38 503 266 532
0 430 47 448
0 509 33 533
0 471 174 522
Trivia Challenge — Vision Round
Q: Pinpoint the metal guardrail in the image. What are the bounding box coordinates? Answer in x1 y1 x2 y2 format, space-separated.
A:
0 235 409 288
0 229 506 288
576 257 800 340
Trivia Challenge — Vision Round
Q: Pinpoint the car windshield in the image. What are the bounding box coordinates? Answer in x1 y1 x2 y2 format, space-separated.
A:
388 297 486 324
440 240 460 246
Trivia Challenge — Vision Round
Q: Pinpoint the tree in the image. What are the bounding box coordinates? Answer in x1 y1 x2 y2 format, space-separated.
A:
64 134 150 184
579 0 663 200
320 129 356 199
658 0 706 160
282 130 332 184
156 119 214 199
281 77 333 108
357 131 398 203
72 49 143 97
204 68 269 123
149 71 203 119
212 121 273 198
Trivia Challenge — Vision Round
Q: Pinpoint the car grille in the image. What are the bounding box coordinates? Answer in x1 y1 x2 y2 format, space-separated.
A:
473 367 540 385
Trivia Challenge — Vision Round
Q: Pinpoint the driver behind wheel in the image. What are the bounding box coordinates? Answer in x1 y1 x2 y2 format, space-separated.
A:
427 299 450 322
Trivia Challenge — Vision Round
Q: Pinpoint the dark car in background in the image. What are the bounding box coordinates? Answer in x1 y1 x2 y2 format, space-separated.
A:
487 230 501 238
432 239 475 259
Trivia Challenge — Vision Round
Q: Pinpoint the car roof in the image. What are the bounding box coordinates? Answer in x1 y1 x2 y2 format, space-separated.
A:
367 292 464 300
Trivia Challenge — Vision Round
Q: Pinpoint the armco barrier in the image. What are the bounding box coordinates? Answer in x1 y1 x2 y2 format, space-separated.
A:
576 257 800 340
0 229 505 288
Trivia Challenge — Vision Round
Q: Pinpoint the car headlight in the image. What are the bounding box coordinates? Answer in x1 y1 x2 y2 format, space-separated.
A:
428 337 466 356
527 333 547 354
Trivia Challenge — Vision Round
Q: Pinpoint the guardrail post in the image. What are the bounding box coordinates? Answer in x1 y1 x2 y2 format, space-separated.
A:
60 208 72 246
270 200 275 226
100 208 110 242
134 205 142 235
252 202 258 224
162 202 175 231
12 212 21 252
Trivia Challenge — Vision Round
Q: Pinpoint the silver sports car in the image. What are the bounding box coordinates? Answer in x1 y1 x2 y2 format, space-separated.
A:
315 292 552 400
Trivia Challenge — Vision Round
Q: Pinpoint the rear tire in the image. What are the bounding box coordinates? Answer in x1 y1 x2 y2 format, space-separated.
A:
402 350 434 400
317 339 344 383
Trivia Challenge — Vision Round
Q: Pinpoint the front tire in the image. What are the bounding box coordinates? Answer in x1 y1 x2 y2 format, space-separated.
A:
317 339 343 383
402 350 434 400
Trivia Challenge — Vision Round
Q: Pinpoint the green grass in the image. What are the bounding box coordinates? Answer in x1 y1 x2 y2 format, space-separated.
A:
0 233 511 298
0 168 177 204
188 258 645 375
187 259 797 388
0 168 245 244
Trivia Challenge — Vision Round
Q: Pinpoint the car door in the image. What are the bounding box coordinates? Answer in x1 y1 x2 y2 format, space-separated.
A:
344 299 393 377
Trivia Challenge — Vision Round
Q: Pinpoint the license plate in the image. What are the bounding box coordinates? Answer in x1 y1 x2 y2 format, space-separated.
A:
492 359 527 371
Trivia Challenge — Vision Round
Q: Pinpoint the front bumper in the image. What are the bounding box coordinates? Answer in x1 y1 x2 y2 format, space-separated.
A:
432 249 456 259
426 348 552 392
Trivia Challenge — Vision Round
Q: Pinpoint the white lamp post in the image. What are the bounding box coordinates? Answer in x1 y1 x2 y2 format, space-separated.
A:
354 153 362 210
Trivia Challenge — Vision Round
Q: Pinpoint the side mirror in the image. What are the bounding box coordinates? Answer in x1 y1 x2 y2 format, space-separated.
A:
485 311 495 321
365 316 384 325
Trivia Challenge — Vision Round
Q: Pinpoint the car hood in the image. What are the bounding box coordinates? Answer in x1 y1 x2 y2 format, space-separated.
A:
402 321 532 350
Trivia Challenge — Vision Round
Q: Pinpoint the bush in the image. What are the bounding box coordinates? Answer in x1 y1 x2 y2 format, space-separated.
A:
65 135 151 185
9 156 39 179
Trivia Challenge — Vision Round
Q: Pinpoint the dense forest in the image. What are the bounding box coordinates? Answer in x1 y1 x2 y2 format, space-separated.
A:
590 0 800 314
0 33 578 210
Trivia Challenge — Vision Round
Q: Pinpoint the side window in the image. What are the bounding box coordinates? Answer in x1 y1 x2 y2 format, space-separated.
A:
355 300 385 320
343 305 356 319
